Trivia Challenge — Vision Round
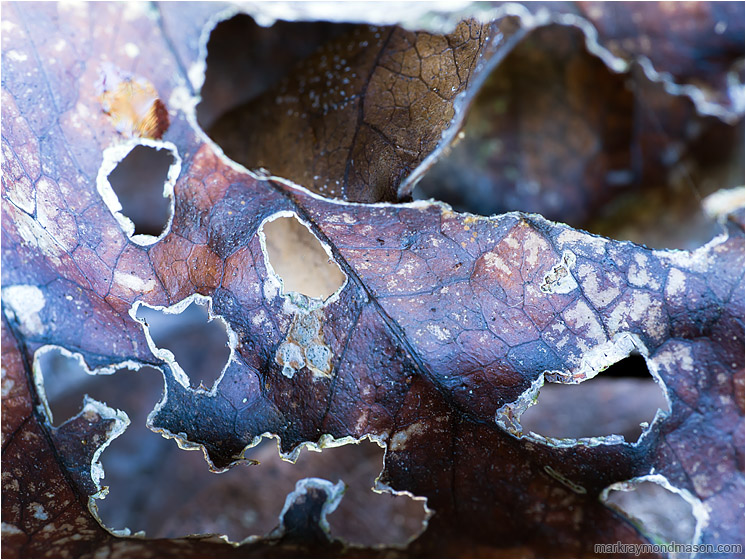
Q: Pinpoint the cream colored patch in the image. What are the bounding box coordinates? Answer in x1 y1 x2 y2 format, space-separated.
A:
606 299 631 333
629 292 653 322
652 343 694 373
577 263 621 308
5 174 36 215
482 252 512 275
547 332 646 384
606 293 666 342
654 234 725 274
390 421 426 452
251 309 270 328
557 229 607 257
628 254 660 290
523 230 550 268
665 268 687 299
563 300 606 349
10 206 66 264
354 409 370 434
2 285 45 335
35 177 79 253
113 271 156 293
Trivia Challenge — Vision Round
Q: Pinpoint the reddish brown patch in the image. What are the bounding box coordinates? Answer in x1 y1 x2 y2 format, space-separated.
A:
99 66 170 139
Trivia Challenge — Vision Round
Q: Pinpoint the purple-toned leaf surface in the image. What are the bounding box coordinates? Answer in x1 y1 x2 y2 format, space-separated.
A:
2 2 743 558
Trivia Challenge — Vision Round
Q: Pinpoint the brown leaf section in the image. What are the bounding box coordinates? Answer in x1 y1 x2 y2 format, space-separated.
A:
0 320 384 558
209 18 524 202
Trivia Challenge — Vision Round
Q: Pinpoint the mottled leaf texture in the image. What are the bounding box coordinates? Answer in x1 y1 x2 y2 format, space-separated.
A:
1 2 744 560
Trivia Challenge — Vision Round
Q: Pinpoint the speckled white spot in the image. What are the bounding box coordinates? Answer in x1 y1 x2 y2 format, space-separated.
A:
665 268 687 299
6 50 27 62
124 43 139 58
482 251 512 275
577 263 621 308
426 323 451 342
30 503 48 520
563 300 606 349
628 254 660 290
3 285 45 335
276 341 305 378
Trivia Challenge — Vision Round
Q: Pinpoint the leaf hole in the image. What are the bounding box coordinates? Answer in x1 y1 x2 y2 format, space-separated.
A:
413 23 741 249
101 411 426 546
197 15 356 130
520 353 668 442
106 144 175 237
136 299 231 391
261 214 346 301
601 478 701 546
167 440 428 546
34 347 100 428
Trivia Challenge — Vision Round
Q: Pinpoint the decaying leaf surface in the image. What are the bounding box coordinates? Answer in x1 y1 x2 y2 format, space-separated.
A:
2 2 744 559
208 17 526 203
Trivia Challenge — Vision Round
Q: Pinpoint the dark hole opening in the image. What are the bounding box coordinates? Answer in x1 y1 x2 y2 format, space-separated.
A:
520 353 668 442
197 15 356 130
107 145 174 237
413 24 743 250
599 352 650 379
136 301 230 390
38 347 426 543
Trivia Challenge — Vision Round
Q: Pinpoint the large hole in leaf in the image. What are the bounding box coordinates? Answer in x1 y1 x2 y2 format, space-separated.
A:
413 24 743 249
107 145 175 237
197 15 356 130
34 347 104 427
261 214 346 300
520 353 668 442
602 479 699 546
136 300 230 390
36 348 426 545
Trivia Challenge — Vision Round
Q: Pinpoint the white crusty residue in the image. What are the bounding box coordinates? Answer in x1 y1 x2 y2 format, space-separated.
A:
2 285 45 335
540 251 578 294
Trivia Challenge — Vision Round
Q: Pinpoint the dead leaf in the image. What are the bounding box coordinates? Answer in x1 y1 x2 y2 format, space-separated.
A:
208 18 526 202
2 2 744 558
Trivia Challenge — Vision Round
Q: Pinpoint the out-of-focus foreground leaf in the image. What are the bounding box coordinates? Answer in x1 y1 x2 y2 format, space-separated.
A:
2 2 744 558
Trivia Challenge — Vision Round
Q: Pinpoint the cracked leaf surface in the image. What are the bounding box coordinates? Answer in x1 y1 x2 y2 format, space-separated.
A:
2 1 744 558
